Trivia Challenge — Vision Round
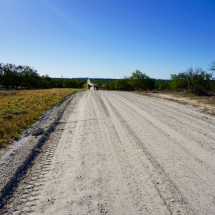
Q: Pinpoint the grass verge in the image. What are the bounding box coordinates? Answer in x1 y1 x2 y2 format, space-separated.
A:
0 88 82 148
133 90 215 114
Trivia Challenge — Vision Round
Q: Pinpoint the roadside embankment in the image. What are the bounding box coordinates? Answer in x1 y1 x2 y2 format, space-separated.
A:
0 91 78 205
0 88 79 149
134 91 215 115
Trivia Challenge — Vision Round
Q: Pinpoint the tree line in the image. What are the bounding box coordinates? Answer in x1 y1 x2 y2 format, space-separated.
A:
0 63 86 89
90 78 118 89
105 60 215 95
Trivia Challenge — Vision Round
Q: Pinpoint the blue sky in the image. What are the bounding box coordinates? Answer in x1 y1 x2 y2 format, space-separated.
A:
0 0 215 79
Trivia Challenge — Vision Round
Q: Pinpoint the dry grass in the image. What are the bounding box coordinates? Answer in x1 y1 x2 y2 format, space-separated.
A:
0 88 81 148
180 92 215 106
133 90 215 115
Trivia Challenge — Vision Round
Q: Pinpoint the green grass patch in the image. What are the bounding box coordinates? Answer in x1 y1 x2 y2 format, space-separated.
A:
0 88 83 148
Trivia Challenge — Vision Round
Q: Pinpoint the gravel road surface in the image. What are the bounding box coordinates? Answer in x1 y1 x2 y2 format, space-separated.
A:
2 91 215 214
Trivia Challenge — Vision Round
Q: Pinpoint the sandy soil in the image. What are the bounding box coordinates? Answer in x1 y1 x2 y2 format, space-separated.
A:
143 92 215 111
2 91 215 214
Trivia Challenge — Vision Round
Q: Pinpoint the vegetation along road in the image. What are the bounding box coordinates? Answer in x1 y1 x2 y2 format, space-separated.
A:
2 90 215 214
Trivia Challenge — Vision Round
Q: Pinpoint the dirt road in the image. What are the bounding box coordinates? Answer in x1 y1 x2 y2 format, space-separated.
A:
87 79 95 90
3 91 215 214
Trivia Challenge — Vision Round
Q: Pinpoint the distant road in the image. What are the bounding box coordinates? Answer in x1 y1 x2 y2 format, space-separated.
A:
4 90 215 214
87 79 95 90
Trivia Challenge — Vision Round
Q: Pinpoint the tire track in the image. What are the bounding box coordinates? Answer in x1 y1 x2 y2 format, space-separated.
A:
2 91 215 214
98 92 195 214
103 91 215 214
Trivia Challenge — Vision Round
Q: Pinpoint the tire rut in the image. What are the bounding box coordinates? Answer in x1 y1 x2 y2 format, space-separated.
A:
98 92 195 214
2 91 215 214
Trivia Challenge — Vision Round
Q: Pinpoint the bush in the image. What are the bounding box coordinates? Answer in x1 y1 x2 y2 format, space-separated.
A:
154 80 170 90
105 70 155 91
169 68 213 94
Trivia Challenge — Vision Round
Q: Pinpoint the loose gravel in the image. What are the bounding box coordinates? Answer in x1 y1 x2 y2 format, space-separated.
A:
1 90 215 214
0 92 78 208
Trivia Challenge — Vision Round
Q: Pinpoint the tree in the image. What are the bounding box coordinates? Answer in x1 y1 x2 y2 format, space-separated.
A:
154 80 170 90
0 64 3 86
130 70 155 90
209 60 215 72
1 64 18 89
62 79 79 88
115 78 132 90
105 81 116 90
0 63 87 89
169 67 213 94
